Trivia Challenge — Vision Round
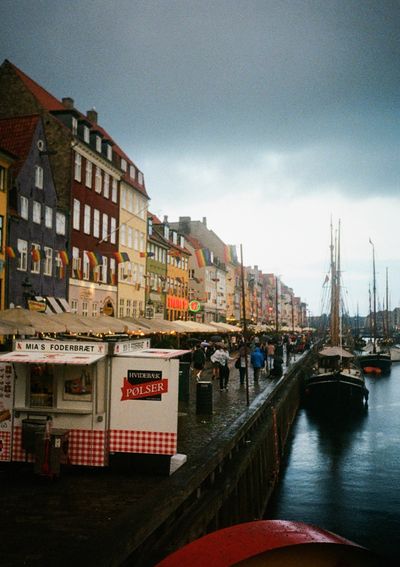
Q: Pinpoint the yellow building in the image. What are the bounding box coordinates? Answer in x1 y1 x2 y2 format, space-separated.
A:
0 149 13 310
117 168 149 319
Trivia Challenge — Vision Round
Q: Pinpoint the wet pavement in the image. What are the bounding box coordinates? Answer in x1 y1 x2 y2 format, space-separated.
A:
0 354 297 566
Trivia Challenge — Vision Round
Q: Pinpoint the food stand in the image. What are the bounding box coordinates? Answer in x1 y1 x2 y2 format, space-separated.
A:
0 338 188 475
109 343 190 474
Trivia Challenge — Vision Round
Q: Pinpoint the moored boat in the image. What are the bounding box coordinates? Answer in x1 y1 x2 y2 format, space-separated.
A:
304 220 368 407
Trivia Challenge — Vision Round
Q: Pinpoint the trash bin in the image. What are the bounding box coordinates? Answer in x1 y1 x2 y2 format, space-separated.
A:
34 429 69 477
196 381 213 415
179 362 191 403
21 418 47 453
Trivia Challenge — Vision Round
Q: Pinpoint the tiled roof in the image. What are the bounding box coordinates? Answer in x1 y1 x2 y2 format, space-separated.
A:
7 60 149 198
0 115 39 175
11 62 66 111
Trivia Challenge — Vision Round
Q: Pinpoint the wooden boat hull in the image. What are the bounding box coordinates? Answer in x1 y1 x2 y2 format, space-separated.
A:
304 370 368 406
358 353 391 374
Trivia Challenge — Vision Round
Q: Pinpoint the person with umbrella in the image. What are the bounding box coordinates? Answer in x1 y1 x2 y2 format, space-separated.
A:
211 343 230 391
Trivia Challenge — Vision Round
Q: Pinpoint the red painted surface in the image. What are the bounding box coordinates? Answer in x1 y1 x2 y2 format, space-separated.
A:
156 520 364 567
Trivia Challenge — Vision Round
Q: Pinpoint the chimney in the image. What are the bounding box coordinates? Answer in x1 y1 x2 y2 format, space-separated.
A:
163 215 168 224
202 217 207 227
87 107 98 124
62 97 74 109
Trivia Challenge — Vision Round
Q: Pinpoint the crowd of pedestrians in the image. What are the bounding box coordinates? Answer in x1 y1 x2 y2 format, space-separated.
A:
190 332 312 391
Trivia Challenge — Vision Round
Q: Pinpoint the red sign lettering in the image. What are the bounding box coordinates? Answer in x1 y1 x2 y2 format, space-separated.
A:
121 378 168 400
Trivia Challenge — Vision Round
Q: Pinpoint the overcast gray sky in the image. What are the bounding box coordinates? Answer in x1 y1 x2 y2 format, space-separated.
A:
1 0 399 315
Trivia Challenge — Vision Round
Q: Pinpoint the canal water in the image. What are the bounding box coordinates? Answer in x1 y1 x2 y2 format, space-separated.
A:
265 361 400 562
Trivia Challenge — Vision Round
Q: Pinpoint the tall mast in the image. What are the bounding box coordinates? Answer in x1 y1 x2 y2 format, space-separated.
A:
329 219 335 344
386 267 389 338
370 239 377 354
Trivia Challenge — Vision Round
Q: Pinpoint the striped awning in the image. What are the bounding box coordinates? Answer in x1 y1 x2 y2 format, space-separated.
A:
35 296 71 314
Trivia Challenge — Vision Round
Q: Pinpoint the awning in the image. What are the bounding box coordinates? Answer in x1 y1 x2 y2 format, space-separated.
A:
0 351 106 365
47 296 63 313
122 348 190 359
35 296 71 314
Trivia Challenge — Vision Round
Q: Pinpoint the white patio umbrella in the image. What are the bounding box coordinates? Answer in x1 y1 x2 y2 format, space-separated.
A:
0 307 67 334
0 317 35 335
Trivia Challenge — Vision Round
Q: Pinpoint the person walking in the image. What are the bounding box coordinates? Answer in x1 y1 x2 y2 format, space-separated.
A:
236 341 248 386
267 342 275 370
192 344 206 380
250 345 265 383
211 344 230 390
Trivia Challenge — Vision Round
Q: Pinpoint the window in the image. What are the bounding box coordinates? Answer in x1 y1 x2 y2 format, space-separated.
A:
110 217 117 244
95 167 102 193
35 165 43 189
139 231 145 252
106 144 112 161
129 165 136 180
102 213 108 241
72 247 81 277
121 158 127 172
127 189 134 213
44 247 52 276
72 117 78 135
71 299 78 314
73 199 80 230
84 205 91 234
120 223 126 246
119 298 124 318
134 229 139 251
93 209 100 239
83 251 90 280
0 166 6 191
101 256 108 283
82 301 88 317
127 226 133 248
110 258 116 285
138 171 144 185
32 201 41 224
56 212 66 235
45 206 53 229
74 152 82 182
111 178 118 202
31 243 40 274
148 217 153 236
103 173 110 198
85 160 92 188
92 303 99 317
30 364 54 407
20 196 29 220
83 125 90 143
121 186 126 209
96 136 102 153
126 299 131 317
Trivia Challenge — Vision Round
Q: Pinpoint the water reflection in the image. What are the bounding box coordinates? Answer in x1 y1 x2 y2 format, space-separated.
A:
265 365 400 562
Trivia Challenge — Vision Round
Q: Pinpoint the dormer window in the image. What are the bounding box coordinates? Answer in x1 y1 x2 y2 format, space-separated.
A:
164 225 169 240
148 217 153 236
172 231 178 245
121 158 127 172
129 165 136 179
138 171 144 185
83 126 90 143
180 235 185 248
71 117 78 135
34 165 43 189
103 141 113 161
96 136 102 153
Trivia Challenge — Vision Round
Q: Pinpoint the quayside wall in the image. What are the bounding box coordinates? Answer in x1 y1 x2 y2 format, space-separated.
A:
84 353 314 567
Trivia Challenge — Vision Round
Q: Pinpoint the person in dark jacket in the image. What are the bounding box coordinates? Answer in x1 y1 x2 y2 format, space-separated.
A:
250 346 265 382
192 344 206 379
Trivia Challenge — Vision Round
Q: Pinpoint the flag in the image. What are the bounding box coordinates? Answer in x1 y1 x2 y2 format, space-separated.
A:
110 270 117 285
114 252 124 263
122 252 130 262
5 246 16 259
139 252 155 258
31 247 40 262
195 249 206 268
39 248 47 261
223 245 232 263
86 251 98 268
59 250 69 266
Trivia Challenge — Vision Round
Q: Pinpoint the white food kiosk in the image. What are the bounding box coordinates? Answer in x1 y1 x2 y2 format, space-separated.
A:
0 338 188 475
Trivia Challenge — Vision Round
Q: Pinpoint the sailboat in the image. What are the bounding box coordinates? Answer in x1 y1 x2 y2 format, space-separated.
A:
304 221 368 406
357 241 392 374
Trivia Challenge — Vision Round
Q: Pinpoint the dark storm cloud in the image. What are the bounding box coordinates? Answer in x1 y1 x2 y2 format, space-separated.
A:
1 0 399 196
